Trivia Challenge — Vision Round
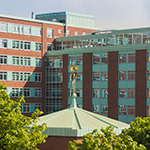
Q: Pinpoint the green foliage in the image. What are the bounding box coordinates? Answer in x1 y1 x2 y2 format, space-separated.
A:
68 126 146 150
122 117 150 150
0 83 48 150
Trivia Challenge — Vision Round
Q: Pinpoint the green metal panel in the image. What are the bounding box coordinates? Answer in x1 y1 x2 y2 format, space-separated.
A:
31 42 35 51
30 73 35 82
100 82 107 88
78 66 82 72
127 81 135 88
30 88 35 97
7 87 12 97
7 39 12 49
118 116 127 123
147 99 150 106
118 81 127 88
93 65 100 72
31 57 36 66
31 26 36 36
7 55 12 65
127 99 135 105
7 72 12 81
76 98 82 105
147 63 150 70
92 81 100 88
119 64 127 71
101 65 108 71
21 104 24 113
118 99 127 105
76 82 82 88
8 23 12 33
30 104 35 112
126 116 135 123
127 63 135 70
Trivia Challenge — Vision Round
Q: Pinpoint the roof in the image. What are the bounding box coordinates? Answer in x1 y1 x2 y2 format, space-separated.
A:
30 94 129 137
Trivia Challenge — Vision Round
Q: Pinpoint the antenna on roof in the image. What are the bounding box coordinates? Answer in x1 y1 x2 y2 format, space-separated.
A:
31 12 35 19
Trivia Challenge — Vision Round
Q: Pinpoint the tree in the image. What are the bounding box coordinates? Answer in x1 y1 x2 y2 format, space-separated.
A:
0 83 47 150
68 126 146 150
122 117 150 150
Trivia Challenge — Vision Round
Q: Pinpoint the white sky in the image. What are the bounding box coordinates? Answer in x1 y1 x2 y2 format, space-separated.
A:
0 0 150 30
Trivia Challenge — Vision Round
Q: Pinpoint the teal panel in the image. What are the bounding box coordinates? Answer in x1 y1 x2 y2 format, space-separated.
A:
31 57 36 66
7 87 12 97
76 82 82 88
8 23 12 33
68 98 72 104
76 98 82 105
93 65 100 71
100 81 108 88
118 99 127 105
127 63 135 70
147 81 150 87
147 99 150 106
7 39 12 49
147 63 150 70
92 98 100 104
127 81 135 88
99 98 107 105
126 116 135 124
31 42 35 51
119 64 127 71
30 73 35 82
68 82 72 88
78 66 82 72
30 88 35 97
21 104 24 113
31 26 36 36
7 56 12 65
92 81 100 88
7 72 12 81
127 99 135 105
30 104 35 112
100 65 108 71
118 81 127 88
118 116 127 123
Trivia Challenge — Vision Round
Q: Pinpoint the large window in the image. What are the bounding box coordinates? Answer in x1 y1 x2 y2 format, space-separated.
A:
128 71 135 80
35 89 42 97
35 104 41 110
76 56 83 65
101 54 108 64
0 55 7 64
0 39 7 48
93 89 100 97
24 73 30 81
12 56 19 65
0 72 7 80
23 104 30 113
92 105 100 113
12 88 19 97
12 72 19 81
35 58 41 67
24 88 30 97
128 106 135 115
101 72 108 81
128 53 135 63
93 55 100 64
12 24 19 34
93 72 100 81
69 57 75 66
35 43 42 51
119 71 126 81
119 54 126 63
35 27 42 36
76 89 82 97
24 26 31 35
47 43 53 51
128 88 135 98
101 88 108 98
119 88 126 98
101 105 108 115
47 28 53 38
35 73 41 82
0 22 7 32
118 105 126 115
20 73 23 81
24 57 30 66
24 42 30 50
12 40 19 49
76 73 82 82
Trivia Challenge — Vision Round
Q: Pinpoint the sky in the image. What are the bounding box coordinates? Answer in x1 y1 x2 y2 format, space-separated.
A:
0 0 150 30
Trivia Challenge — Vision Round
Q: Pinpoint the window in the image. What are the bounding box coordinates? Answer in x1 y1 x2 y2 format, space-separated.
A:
20 25 24 34
35 43 42 51
35 89 42 97
35 104 41 110
47 43 53 51
12 56 19 65
24 42 30 50
20 73 23 81
76 74 82 82
101 72 108 81
20 57 23 65
69 57 75 66
148 88 150 98
20 41 23 49
75 32 78 35
76 56 83 65
0 72 7 80
101 105 108 115
76 89 82 97
92 105 100 113
93 72 100 81
24 88 30 97
36 58 41 67
128 88 135 98
82 32 86 35
24 57 30 66
0 22 7 32
128 71 135 80
119 88 126 98
128 53 135 63
24 26 31 35
12 24 19 34
0 39 7 48
128 106 135 115
118 105 126 115
119 71 126 80
23 104 30 113
35 73 41 82
68 89 73 97
101 54 108 64
12 40 19 49
12 88 19 97
93 55 100 64
58 29 62 33
47 28 53 38
101 88 108 98
24 73 30 81
35 27 42 36
12 72 19 81
0 55 7 64
119 54 126 63
93 89 100 97
67 30 70 35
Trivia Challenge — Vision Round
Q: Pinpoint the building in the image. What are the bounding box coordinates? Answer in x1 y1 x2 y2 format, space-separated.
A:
0 11 150 124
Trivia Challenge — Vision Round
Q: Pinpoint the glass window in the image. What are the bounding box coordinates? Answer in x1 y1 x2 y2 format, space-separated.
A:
133 33 142 44
76 56 82 65
35 58 41 67
12 88 19 97
128 53 135 63
76 89 82 97
12 72 19 81
92 105 100 113
75 32 78 35
12 24 19 34
101 88 108 98
147 88 150 98
119 88 126 98
76 73 82 82
67 30 70 35
35 104 41 110
68 89 73 97
128 106 135 115
0 39 7 48
20 73 23 81
119 71 126 80
35 73 41 82
12 56 19 65
20 25 24 34
128 71 135 80
23 104 30 112
118 105 126 115
58 29 62 33
12 40 19 49
101 105 108 115
124 34 132 45
93 89 100 97
24 26 31 35
147 106 150 116
0 72 7 80
119 54 126 63
35 43 42 51
24 42 30 50
128 88 135 98
82 32 86 35
0 22 7 32
101 72 108 81
24 88 30 97
35 27 42 36
47 43 53 51
47 28 53 38
20 57 23 65
35 89 42 97
24 73 30 81
69 57 75 66
20 41 23 49
0 55 7 64
93 72 100 81
24 57 30 66
93 55 100 64
101 54 108 64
